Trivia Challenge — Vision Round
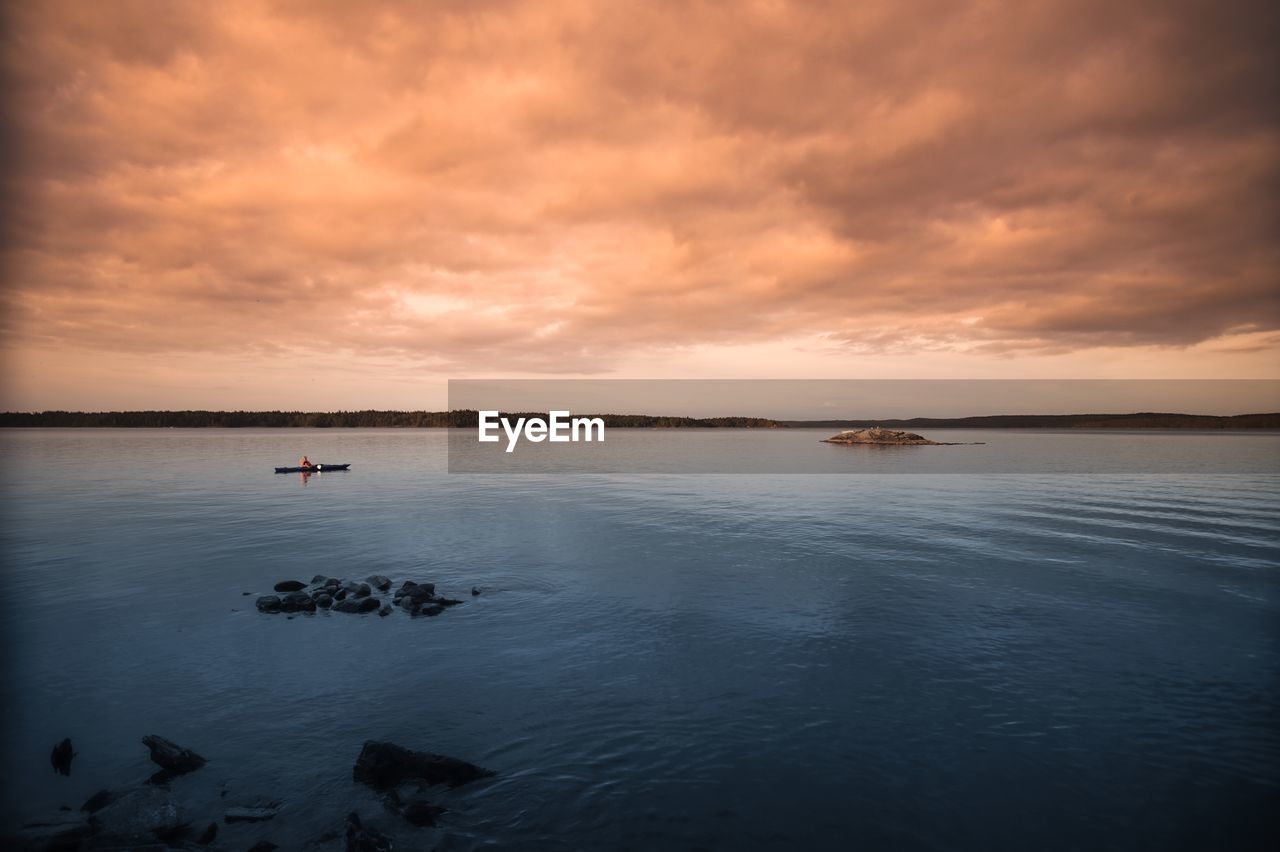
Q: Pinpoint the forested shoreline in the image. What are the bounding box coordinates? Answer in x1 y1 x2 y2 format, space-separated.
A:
1 410 1277 429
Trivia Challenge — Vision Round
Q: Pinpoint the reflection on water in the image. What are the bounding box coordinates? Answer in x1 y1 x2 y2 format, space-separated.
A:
0 429 1277 850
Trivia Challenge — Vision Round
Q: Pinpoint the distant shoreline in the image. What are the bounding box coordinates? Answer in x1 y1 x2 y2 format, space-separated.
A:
2 411 1278 429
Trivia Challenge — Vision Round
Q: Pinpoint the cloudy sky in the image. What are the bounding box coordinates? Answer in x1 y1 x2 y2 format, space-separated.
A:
1 0 1277 411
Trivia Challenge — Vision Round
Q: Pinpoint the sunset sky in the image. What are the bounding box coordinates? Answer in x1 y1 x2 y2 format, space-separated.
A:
2 0 1277 412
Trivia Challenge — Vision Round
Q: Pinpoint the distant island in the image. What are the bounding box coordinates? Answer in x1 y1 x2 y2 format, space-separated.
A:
824 427 940 445
1 410 1278 429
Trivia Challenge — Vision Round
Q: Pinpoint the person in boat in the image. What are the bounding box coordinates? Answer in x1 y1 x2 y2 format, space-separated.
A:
299 455 312 468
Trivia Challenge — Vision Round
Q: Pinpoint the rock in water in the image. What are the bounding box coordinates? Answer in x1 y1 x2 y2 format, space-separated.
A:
353 741 495 789
409 584 436 599
225 805 278 822
86 785 185 839
195 821 218 844
279 591 317 613
273 580 307 592
141 735 207 775
333 596 381 614
15 810 91 847
821 426 941 445
50 737 75 776
256 595 282 613
344 812 392 852
401 799 446 826
367 574 392 591
81 789 118 813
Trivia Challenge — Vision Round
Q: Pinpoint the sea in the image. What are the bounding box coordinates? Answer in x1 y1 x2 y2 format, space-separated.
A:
1 428 1277 850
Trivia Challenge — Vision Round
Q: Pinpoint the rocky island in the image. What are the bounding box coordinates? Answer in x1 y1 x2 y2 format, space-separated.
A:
822 426 942 445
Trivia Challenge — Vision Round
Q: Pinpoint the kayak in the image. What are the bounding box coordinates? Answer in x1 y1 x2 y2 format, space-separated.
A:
274 463 351 474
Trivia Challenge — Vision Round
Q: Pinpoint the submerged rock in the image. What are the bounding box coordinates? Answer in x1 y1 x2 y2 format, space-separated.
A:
14 810 91 847
344 811 392 852
402 800 446 826
353 740 495 790
50 737 75 776
273 580 307 592
195 821 218 844
141 735 206 775
821 426 941 445
81 788 119 814
256 595 282 613
87 784 185 840
225 805 278 823
367 575 392 592
311 574 330 585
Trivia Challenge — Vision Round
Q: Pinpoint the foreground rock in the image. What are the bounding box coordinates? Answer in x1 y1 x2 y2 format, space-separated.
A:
87 785 186 843
344 812 392 852
822 426 941 445
141 735 206 775
353 740 495 790
81 789 118 814
50 738 75 776
12 810 91 848
387 787 446 827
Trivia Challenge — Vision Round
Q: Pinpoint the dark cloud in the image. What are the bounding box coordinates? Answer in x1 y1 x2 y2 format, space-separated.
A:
1 0 1276 380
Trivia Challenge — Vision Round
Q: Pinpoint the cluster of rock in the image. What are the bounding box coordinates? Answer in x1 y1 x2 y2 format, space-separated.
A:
17 734 218 849
254 575 474 619
822 426 942 445
13 735 495 850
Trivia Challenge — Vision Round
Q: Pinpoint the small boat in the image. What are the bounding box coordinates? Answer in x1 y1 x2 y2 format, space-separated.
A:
274 463 351 474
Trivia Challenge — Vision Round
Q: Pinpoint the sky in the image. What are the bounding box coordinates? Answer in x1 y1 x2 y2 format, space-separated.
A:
1 0 1277 413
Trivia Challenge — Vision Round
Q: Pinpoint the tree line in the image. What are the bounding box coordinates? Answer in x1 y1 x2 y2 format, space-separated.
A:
0 410 784 428
1 410 1274 428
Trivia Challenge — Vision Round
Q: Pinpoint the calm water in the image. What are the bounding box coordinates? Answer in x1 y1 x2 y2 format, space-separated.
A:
1 428 1277 850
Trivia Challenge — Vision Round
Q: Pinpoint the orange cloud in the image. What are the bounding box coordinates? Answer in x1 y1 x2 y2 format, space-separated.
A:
1 0 1277 396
